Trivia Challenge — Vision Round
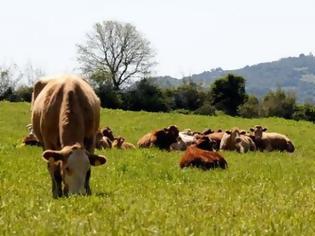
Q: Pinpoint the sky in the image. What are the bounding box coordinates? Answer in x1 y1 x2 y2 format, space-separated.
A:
1 0 315 78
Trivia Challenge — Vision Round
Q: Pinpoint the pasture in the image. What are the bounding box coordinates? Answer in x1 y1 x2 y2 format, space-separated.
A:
1 101 315 235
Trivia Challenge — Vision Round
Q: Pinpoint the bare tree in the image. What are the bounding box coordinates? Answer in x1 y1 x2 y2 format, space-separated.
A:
0 64 22 98
77 21 155 90
23 62 45 87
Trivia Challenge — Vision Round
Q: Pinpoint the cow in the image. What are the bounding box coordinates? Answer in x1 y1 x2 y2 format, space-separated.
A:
102 127 115 141
249 125 295 152
112 136 136 150
31 75 107 198
95 130 112 149
170 134 216 151
220 128 256 153
179 144 228 170
207 130 224 151
137 125 179 151
23 124 41 146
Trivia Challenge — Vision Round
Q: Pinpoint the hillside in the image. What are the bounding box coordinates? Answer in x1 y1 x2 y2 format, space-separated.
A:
1 102 315 234
151 54 315 103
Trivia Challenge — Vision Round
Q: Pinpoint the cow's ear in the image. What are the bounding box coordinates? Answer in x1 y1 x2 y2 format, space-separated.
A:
226 130 231 135
250 128 254 132
263 128 267 132
42 150 64 162
89 154 107 166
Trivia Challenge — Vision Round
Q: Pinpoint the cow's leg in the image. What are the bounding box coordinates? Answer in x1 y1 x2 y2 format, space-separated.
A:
84 136 94 195
48 162 63 198
85 169 92 195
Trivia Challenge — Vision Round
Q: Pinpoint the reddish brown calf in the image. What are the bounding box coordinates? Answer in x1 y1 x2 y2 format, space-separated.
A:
180 146 228 170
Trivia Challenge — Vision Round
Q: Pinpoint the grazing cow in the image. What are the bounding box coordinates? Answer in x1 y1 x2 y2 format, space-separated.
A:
179 144 228 170
102 127 115 141
95 131 112 149
32 75 107 198
220 128 256 153
137 125 179 150
250 125 295 152
112 136 136 150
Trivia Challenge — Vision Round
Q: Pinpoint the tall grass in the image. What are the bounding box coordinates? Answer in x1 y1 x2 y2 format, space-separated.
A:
1 102 315 235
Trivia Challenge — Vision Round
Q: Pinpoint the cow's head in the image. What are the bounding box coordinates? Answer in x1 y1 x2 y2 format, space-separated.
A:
42 143 106 197
202 128 213 135
250 125 267 140
194 135 216 151
226 128 242 143
102 127 114 141
164 125 179 142
115 136 125 147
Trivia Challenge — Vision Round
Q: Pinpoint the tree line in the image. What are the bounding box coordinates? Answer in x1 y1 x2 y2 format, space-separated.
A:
1 20 315 122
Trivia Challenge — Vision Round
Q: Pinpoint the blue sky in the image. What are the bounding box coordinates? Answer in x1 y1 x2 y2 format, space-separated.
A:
1 0 314 78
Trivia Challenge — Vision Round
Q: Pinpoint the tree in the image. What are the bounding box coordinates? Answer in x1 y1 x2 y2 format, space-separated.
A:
77 21 155 90
210 74 247 116
261 88 296 119
123 79 169 112
238 95 261 118
172 81 206 111
0 64 22 100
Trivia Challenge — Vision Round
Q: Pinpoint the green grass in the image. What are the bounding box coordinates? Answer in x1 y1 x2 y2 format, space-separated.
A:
1 101 315 235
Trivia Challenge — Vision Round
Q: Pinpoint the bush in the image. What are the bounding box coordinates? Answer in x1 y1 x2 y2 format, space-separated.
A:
261 88 296 119
292 104 315 122
238 95 261 118
193 102 216 116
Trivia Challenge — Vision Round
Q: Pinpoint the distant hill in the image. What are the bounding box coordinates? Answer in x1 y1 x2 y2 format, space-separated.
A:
150 54 315 103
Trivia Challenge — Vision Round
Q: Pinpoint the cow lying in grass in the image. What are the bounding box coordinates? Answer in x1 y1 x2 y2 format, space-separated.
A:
220 128 256 153
180 138 228 170
137 125 179 151
250 125 295 152
112 136 136 150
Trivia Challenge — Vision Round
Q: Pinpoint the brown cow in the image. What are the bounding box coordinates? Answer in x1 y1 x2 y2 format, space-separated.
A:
250 125 295 152
112 136 136 150
220 128 256 153
179 144 228 170
95 130 112 149
32 75 107 198
102 127 115 141
137 125 179 150
170 134 216 151
208 130 224 151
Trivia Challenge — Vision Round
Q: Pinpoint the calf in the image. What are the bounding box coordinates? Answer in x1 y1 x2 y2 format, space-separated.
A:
112 136 136 150
180 145 228 170
250 125 295 152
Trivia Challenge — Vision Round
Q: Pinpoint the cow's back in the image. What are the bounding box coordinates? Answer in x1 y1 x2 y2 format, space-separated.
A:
32 75 100 151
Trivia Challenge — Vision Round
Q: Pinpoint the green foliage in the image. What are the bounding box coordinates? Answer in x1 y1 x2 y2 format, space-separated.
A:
1 102 315 235
193 101 216 116
172 81 206 111
292 104 315 122
238 95 261 118
123 79 170 112
210 74 248 116
262 88 296 119
14 86 33 102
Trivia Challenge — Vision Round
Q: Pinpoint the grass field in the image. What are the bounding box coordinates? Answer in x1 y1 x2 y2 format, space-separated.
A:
1 101 315 235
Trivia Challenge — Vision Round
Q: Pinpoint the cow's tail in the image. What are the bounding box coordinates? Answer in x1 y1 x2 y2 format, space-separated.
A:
287 141 295 153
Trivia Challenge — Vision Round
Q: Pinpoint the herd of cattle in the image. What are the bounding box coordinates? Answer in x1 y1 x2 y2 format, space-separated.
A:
23 74 295 198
